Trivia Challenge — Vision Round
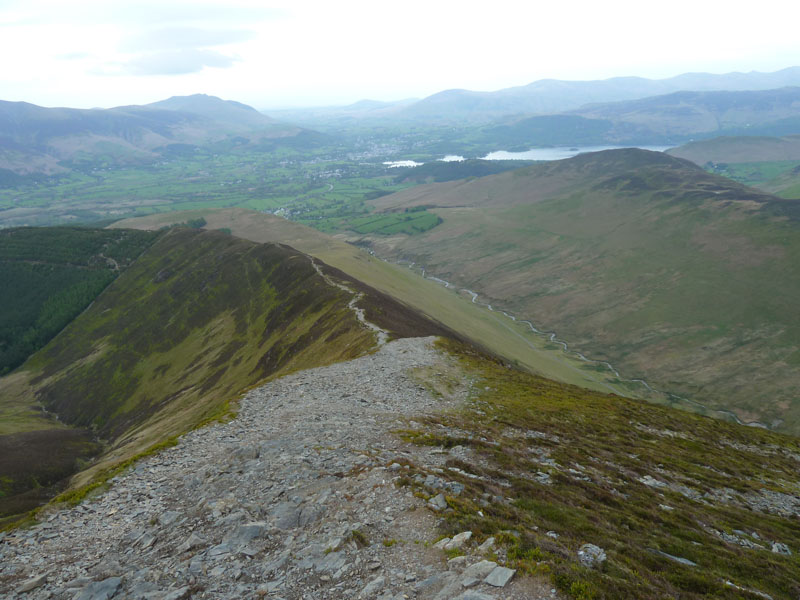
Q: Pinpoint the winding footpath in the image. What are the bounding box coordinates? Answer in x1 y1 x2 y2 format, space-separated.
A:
311 257 389 347
0 337 559 600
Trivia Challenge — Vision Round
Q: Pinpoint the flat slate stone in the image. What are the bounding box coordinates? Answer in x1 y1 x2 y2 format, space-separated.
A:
484 565 515 587
16 574 47 593
74 576 122 600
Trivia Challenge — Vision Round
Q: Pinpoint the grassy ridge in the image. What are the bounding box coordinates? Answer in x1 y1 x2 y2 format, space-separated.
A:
29 228 375 448
112 209 650 399
406 339 800 599
367 149 800 432
1 228 380 520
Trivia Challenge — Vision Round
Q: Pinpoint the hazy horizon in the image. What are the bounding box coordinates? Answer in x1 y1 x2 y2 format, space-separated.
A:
1 0 799 110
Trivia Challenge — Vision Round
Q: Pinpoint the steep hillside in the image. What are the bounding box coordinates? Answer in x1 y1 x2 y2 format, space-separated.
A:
0 227 455 520
0 226 158 375
365 149 800 432
113 209 655 400
0 96 315 175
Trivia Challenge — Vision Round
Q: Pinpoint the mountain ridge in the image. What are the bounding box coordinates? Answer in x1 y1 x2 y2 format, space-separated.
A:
1 226 456 520
363 67 800 124
0 95 316 175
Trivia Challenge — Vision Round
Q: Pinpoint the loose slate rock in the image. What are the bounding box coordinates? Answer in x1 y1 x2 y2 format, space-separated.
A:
361 575 386 597
74 576 122 600
429 493 448 511
16 574 47 593
484 565 515 587
771 542 792 555
453 591 496 600
444 531 472 550
461 560 497 582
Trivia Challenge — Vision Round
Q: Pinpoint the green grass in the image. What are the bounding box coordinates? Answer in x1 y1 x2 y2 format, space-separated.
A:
404 339 800 599
705 160 800 197
112 208 649 398
0 149 413 231
0 227 379 519
348 210 442 235
367 149 800 433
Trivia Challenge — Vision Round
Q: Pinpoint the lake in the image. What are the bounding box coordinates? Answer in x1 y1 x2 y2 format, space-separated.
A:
480 145 673 161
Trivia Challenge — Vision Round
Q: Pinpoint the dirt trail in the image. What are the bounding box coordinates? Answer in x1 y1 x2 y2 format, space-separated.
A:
311 257 389 347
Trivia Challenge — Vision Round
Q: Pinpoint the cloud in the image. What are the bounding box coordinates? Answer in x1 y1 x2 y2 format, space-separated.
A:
56 51 91 60
120 27 256 52
0 1 287 27
108 24 252 77
110 49 240 76
113 3 287 26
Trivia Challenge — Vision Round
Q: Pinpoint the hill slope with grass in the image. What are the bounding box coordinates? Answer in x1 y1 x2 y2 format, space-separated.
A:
364 149 800 433
0 227 456 521
113 208 665 402
667 136 800 199
0 226 158 375
668 135 800 164
572 87 800 139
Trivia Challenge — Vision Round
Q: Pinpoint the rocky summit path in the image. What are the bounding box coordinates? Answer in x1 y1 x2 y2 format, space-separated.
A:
0 337 560 600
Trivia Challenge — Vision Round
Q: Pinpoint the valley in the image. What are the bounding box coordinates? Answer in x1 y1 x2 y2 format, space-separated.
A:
2 65 800 599
361 149 800 432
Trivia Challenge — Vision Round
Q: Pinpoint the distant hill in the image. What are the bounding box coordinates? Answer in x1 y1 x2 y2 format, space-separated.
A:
394 67 800 125
572 87 800 138
147 93 277 130
393 159 534 184
265 98 417 130
668 135 800 164
365 148 800 433
265 67 800 130
476 87 800 149
0 95 319 175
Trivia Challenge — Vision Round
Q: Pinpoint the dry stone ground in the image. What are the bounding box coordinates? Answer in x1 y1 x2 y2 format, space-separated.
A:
0 337 561 600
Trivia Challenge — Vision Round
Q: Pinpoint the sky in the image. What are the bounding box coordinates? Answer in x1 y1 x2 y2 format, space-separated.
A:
1 0 799 111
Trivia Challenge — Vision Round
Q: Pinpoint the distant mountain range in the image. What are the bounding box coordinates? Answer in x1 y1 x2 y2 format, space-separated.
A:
272 66 800 128
0 94 321 175
401 67 800 124
469 87 800 148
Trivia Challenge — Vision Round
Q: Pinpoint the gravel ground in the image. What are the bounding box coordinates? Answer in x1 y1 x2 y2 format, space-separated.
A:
1 337 561 600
